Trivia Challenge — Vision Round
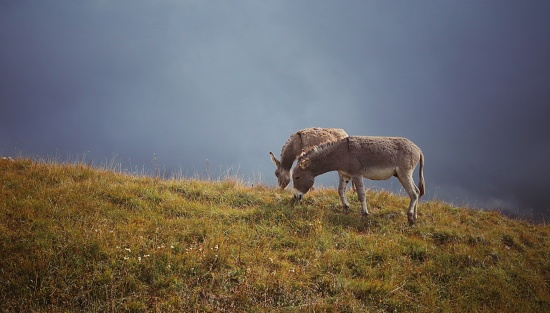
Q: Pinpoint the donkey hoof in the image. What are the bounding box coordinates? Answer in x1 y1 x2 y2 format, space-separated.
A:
361 211 370 217
342 205 350 214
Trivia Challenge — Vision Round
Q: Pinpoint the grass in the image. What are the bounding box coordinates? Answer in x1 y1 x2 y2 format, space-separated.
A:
1 157 549 312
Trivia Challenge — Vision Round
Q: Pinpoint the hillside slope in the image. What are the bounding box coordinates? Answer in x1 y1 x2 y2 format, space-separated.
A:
1 158 549 312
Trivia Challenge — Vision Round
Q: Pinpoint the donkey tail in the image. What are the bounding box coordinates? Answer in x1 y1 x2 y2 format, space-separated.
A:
418 152 425 198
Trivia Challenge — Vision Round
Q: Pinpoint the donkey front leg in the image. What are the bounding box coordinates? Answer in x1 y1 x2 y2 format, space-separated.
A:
352 177 368 216
338 172 351 213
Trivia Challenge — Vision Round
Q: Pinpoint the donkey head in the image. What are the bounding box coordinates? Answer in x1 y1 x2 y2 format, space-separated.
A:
291 158 315 200
269 152 291 189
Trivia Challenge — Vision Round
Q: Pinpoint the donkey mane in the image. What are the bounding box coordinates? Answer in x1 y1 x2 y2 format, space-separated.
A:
298 138 346 161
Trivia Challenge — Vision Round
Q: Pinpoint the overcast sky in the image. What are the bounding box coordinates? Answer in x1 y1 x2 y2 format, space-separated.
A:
1 1 549 221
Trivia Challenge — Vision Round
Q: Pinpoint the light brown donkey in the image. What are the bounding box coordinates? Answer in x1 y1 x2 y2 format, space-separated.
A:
269 127 348 189
291 136 425 225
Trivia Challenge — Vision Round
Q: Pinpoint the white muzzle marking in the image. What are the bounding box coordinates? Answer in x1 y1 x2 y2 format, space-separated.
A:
292 188 304 200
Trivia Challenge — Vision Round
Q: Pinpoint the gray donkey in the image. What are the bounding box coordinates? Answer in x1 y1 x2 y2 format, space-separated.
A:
291 136 425 225
269 127 348 189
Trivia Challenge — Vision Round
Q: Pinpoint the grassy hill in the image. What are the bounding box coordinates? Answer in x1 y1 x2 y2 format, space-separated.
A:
1 158 549 312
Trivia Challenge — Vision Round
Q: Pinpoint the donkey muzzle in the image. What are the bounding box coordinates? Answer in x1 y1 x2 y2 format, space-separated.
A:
292 188 304 201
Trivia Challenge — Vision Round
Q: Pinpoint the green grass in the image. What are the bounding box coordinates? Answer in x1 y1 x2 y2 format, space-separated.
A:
1 157 549 312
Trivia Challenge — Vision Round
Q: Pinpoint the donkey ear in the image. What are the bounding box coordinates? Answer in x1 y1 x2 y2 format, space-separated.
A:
299 158 311 169
269 152 281 167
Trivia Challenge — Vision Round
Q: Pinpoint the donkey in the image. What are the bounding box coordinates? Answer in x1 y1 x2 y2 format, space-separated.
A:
269 127 348 189
291 136 425 225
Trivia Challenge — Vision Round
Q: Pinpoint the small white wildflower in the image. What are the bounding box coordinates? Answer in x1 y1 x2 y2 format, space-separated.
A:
144 254 151 258
170 245 174 249
138 257 142 262
214 245 219 250
125 248 131 252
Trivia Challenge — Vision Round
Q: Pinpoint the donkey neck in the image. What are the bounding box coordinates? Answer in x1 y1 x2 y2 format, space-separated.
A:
280 133 302 170
280 144 298 170
307 139 348 176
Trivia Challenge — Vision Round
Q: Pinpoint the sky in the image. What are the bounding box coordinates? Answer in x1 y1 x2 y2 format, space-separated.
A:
1 1 549 222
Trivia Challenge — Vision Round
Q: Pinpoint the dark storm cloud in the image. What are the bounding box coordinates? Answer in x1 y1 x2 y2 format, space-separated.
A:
1 1 549 221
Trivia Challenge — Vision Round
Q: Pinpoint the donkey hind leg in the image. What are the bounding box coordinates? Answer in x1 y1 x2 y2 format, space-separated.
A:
338 172 352 213
352 176 368 216
396 170 420 225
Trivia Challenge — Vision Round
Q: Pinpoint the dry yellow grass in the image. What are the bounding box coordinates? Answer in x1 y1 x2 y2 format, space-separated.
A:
1 158 549 312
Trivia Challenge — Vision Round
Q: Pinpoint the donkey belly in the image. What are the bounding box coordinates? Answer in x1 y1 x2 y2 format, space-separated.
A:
362 167 397 180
